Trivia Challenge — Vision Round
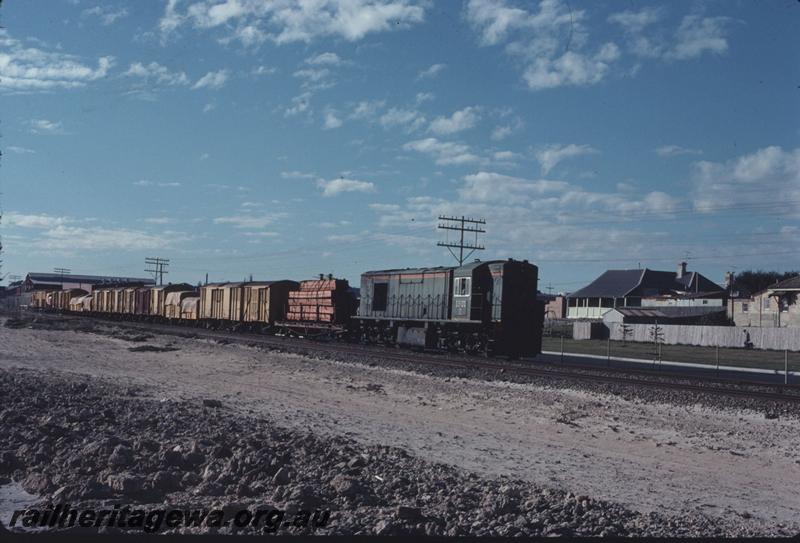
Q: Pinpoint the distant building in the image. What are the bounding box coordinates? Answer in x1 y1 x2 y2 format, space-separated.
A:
730 275 800 327
567 262 725 319
544 295 567 320
24 272 154 293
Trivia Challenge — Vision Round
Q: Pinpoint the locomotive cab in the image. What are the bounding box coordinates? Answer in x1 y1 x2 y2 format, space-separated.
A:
452 261 493 323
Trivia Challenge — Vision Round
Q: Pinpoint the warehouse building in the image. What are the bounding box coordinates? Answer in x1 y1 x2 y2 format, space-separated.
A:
24 272 154 292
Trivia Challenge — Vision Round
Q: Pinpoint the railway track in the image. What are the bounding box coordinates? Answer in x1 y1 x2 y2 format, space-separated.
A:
16 311 800 404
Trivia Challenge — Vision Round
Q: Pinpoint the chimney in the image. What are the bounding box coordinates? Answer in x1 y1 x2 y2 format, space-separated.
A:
724 271 735 289
677 261 687 279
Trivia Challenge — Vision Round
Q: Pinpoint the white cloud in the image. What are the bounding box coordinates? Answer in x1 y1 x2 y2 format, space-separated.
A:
192 69 229 90
691 146 800 213
368 203 401 212
492 150 517 161
123 62 190 86
460 172 569 204
134 180 182 187
491 117 523 141
0 30 113 92
607 7 663 34
403 138 480 166
368 170 684 263
317 178 376 197
36 225 175 251
6 145 35 154
251 65 277 76
243 231 279 237
214 214 286 229
159 0 184 40
655 145 703 157
160 0 425 45
534 143 598 174
379 107 426 131
350 99 385 120
5 212 69 229
6 212 177 250
466 0 620 91
668 15 730 60
428 106 480 135
417 63 445 79
27 119 65 135
293 67 330 82
306 52 343 65
609 9 730 61
323 110 343 129
523 43 620 90
281 170 315 179
284 92 312 116
81 5 129 25
144 217 176 225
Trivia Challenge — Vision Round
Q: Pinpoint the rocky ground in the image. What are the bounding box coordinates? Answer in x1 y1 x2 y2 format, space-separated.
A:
1 313 799 536
0 369 778 536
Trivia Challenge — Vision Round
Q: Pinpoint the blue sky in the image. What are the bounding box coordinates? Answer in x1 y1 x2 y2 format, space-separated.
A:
1 0 798 292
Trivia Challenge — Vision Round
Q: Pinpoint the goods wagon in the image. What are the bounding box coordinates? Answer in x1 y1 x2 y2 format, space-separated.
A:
242 281 299 323
70 294 92 312
199 281 299 326
134 287 152 317
180 295 200 321
150 284 196 319
165 289 200 320
199 282 244 321
54 289 88 312
355 259 542 357
31 290 53 309
92 288 114 314
121 287 137 315
285 277 355 324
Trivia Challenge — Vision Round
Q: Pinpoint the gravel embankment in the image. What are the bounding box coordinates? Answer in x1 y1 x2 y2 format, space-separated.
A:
0 369 780 537
9 313 800 417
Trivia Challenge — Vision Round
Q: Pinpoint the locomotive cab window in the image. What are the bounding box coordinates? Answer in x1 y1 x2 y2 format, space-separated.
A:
372 282 388 311
455 277 470 297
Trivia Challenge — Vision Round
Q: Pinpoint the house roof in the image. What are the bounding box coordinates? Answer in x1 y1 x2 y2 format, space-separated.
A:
569 269 644 298
570 268 724 299
769 275 800 291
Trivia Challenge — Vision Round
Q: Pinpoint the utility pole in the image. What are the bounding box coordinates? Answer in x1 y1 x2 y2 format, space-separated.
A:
437 215 485 265
145 257 169 286
53 267 71 289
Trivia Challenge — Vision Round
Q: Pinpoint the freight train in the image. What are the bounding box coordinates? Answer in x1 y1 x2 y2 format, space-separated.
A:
31 258 543 357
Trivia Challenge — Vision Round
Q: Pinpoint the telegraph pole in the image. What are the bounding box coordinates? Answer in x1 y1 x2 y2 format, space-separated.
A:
53 267 71 288
437 216 485 265
145 257 169 286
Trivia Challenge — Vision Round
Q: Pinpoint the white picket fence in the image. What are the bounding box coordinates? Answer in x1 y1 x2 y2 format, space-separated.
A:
606 322 800 351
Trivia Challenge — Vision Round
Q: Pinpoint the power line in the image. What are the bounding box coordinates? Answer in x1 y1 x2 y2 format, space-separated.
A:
437 215 485 265
145 257 169 286
53 267 71 289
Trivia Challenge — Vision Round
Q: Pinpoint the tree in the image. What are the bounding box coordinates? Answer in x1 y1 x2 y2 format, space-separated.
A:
733 270 800 295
